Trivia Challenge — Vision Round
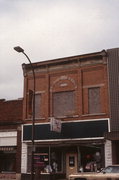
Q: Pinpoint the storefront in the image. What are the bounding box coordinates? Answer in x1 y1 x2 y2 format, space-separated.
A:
0 131 17 173
21 119 109 179
0 146 16 172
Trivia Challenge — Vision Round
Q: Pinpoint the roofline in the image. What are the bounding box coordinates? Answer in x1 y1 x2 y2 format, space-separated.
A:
22 50 107 70
0 98 23 103
0 121 22 126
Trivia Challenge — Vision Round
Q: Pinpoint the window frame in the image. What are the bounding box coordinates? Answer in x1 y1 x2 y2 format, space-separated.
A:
27 91 42 120
88 87 101 114
52 90 76 118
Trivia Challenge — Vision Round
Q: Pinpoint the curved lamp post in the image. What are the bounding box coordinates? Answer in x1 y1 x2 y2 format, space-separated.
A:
14 46 35 180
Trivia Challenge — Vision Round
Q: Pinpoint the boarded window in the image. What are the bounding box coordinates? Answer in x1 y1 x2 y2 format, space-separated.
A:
88 87 101 114
53 91 75 117
28 90 33 116
35 94 41 118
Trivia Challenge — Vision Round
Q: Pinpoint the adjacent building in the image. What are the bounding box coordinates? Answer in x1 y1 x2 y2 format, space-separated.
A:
0 98 23 179
21 48 118 179
105 48 119 164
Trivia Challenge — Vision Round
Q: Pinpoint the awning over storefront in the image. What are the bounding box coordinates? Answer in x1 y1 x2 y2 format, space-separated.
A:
0 131 17 146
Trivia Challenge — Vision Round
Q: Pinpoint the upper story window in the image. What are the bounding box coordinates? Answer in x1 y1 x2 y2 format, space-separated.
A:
35 93 41 119
53 91 75 117
28 91 41 119
88 87 101 114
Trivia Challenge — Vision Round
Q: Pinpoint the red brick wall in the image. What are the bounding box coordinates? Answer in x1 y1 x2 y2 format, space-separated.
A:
23 54 109 123
0 99 23 122
0 99 23 173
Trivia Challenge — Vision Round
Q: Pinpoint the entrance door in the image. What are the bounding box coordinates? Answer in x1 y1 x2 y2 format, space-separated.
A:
66 153 77 178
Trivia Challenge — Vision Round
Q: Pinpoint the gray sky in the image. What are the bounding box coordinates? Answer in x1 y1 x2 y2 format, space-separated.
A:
0 0 119 100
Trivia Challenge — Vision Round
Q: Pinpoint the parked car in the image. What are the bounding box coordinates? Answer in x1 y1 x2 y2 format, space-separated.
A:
69 165 119 180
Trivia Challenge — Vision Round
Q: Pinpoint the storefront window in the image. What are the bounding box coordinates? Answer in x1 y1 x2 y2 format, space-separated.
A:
50 148 62 172
0 148 16 172
79 145 103 172
27 146 63 173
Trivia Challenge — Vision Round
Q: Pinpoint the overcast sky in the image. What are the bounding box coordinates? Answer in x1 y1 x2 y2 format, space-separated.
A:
0 0 119 100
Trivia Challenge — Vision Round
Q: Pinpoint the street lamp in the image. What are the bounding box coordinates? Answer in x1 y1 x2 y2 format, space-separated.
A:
14 46 35 180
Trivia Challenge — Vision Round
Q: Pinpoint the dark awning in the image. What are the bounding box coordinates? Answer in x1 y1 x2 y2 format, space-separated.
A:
23 119 108 141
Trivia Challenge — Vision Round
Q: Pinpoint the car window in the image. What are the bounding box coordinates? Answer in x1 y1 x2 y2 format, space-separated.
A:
102 166 119 173
111 166 119 173
104 166 113 173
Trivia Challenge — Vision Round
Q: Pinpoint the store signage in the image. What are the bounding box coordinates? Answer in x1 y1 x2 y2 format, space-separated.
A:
23 119 109 141
50 117 62 133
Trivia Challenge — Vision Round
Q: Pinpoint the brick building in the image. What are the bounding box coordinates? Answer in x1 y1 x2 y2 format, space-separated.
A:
0 98 23 179
21 48 119 179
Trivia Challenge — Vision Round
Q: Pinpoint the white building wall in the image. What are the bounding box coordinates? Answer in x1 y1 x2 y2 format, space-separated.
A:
105 140 112 167
21 143 27 173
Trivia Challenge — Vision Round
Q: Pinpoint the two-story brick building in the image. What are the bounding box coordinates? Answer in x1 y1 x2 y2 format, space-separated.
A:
0 98 23 180
20 47 119 179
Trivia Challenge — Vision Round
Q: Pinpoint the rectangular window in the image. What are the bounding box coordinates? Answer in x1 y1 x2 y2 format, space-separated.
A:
69 156 75 167
27 147 63 173
35 94 41 118
53 91 75 117
28 90 33 116
88 87 101 114
28 92 41 119
51 148 62 172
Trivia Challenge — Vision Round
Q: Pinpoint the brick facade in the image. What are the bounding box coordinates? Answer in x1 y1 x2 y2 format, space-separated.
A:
21 50 111 179
23 50 109 123
0 99 23 174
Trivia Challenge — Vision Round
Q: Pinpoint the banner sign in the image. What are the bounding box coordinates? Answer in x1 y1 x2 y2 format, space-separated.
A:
23 119 109 141
50 117 62 133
